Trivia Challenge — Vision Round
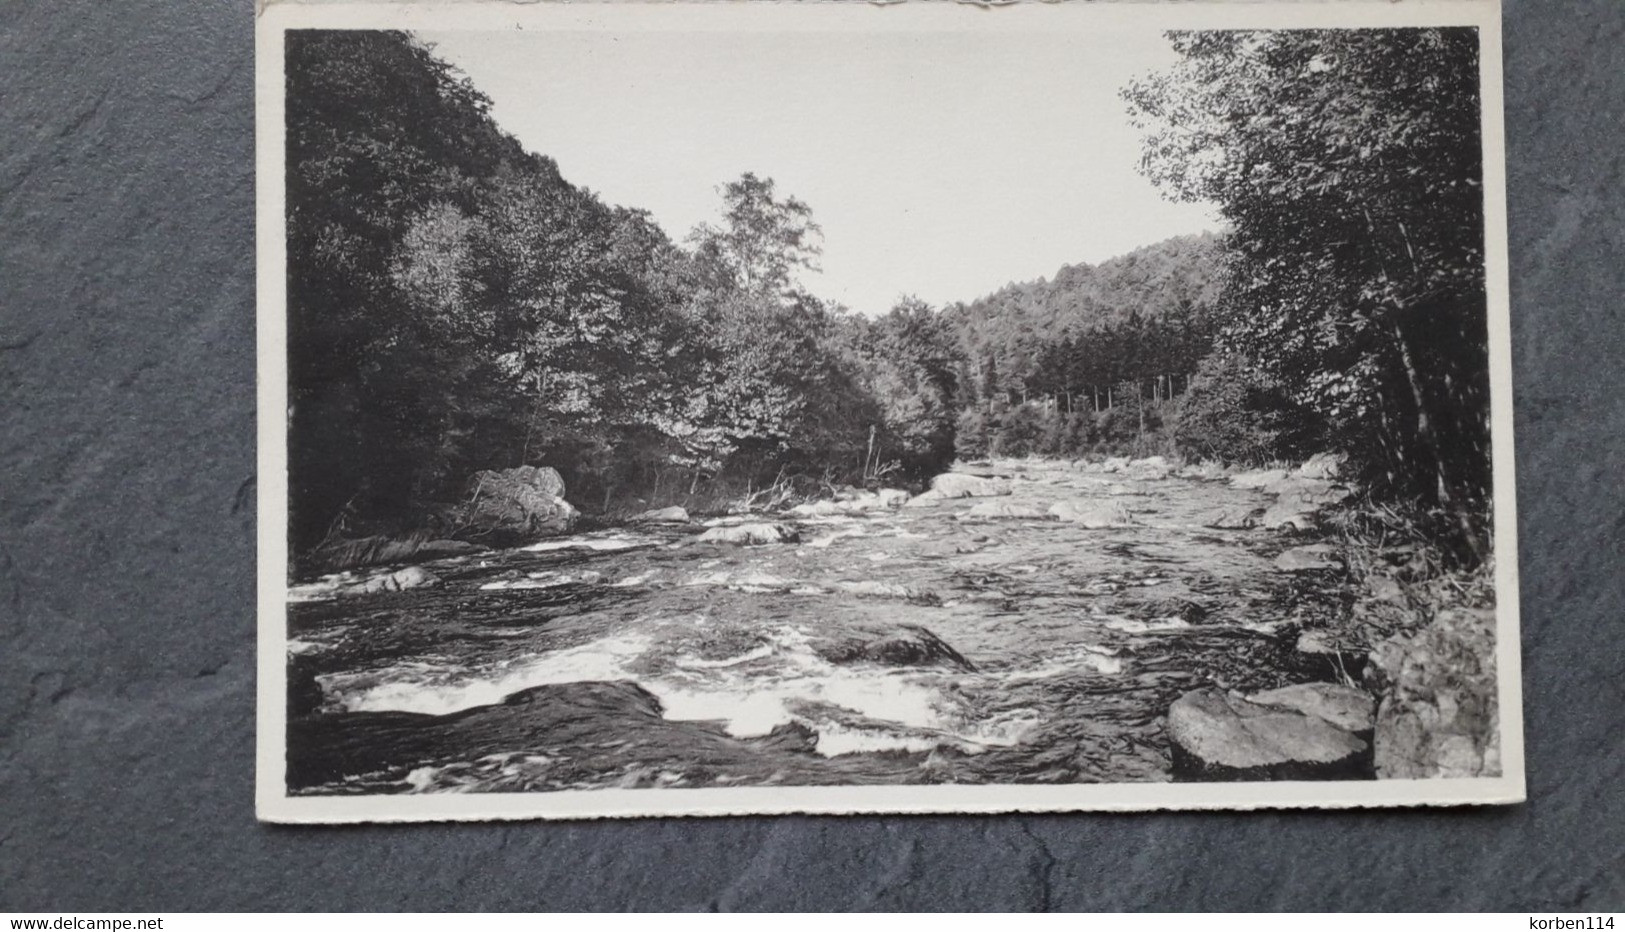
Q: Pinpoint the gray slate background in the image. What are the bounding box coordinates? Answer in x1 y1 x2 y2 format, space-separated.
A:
2 0 1621 911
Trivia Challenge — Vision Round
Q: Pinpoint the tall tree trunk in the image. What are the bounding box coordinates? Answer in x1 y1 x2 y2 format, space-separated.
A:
1391 320 1483 560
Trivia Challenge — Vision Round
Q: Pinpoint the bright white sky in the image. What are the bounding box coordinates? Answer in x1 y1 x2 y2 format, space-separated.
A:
421 27 1220 315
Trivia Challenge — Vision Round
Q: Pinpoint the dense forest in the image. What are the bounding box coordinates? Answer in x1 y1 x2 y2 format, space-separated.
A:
287 26 1491 559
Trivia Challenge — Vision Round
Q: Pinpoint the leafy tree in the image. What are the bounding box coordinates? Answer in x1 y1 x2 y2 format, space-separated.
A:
689 172 822 300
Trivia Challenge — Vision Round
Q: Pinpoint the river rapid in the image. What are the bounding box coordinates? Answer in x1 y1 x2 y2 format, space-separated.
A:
285 459 1352 793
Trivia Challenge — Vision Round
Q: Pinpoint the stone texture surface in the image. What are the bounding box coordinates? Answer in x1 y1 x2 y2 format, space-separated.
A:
2 0 1624 912
1167 687 1372 781
1368 608 1502 779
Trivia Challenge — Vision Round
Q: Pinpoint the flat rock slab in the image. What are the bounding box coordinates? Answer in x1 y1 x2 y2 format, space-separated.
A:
1167 686 1375 781
1247 683 1376 735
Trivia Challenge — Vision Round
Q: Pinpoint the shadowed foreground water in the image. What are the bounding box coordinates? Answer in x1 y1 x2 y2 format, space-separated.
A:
285 461 1351 793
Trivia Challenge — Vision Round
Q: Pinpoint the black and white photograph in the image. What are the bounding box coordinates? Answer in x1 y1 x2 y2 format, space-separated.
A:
255 0 1522 822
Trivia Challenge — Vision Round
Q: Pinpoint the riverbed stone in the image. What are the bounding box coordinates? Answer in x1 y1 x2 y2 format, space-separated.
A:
929 473 1013 499
1166 687 1373 781
632 505 690 524
696 523 800 546
1048 500 1133 527
1367 607 1500 778
1274 544 1341 571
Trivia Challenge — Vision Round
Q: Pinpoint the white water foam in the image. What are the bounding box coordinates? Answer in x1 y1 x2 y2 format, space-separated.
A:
319 624 1033 759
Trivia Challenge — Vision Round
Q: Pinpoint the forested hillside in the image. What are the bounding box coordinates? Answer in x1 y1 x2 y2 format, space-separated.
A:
945 232 1223 407
285 31 960 551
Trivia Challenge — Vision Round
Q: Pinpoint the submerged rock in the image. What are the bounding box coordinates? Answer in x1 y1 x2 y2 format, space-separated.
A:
1048 500 1133 528
1141 596 1210 624
963 501 1051 520
632 505 690 524
1274 544 1341 572
1367 607 1500 778
1166 685 1375 781
696 523 800 546
813 624 976 672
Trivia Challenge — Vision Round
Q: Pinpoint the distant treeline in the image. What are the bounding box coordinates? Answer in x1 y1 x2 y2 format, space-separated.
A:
287 26 1492 558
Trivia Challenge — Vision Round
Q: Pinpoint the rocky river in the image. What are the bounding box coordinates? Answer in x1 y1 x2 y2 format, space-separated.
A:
284 457 1396 794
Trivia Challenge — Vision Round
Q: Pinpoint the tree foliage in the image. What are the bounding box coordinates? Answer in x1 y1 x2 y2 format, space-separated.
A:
1124 28 1491 547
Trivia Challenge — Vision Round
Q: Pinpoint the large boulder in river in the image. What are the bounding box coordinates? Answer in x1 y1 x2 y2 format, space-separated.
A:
1048 500 1133 528
1167 685 1375 781
1366 607 1501 778
696 523 800 546
929 473 1012 499
447 465 578 544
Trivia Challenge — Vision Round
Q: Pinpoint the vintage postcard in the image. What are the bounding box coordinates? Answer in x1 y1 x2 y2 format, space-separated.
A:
255 0 1523 822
